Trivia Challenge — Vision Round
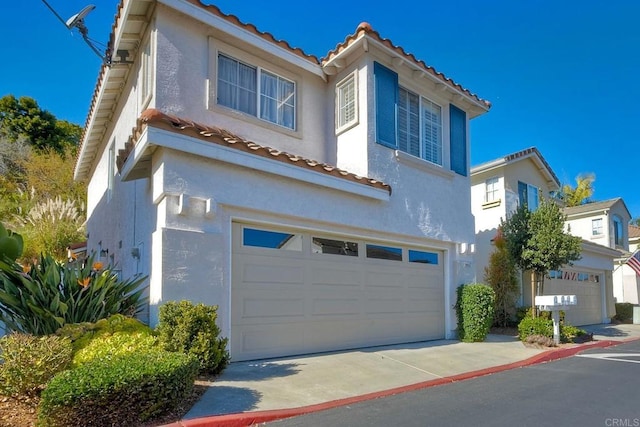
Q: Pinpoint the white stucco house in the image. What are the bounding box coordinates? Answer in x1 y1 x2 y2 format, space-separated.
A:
75 0 491 361
562 199 639 305
470 147 618 326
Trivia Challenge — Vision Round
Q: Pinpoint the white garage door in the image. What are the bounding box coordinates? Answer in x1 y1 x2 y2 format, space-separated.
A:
231 223 445 361
545 270 603 326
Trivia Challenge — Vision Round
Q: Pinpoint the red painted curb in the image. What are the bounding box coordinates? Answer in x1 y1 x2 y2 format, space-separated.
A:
167 337 640 427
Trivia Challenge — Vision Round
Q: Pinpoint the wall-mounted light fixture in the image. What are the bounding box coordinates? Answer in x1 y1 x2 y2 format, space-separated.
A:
100 248 109 259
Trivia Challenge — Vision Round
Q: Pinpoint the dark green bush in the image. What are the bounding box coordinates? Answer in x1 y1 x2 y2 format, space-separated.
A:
614 303 634 323
456 284 495 342
157 300 229 374
518 312 586 343
0 333 72 397
57 314 158 368
37 351 199 427
518 316 553 341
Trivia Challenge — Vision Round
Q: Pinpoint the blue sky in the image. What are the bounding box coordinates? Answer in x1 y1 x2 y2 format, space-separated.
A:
1 1 638 217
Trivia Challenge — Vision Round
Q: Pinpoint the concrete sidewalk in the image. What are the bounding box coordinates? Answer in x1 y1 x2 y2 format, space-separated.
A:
173 323 640 426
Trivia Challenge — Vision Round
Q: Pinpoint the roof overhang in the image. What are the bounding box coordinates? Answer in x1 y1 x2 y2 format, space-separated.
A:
75 0 155 181
471 147 560 190
322 24 491 119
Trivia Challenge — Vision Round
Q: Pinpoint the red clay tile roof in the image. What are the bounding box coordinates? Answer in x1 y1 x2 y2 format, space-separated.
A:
629 225 640 239
323 22 491 108
118 109 392 194
183 0 319 63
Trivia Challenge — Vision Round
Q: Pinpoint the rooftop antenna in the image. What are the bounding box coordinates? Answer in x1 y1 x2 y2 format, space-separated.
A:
40 1 129 66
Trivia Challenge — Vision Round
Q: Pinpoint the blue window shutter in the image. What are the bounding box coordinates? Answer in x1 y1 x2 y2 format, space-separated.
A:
449 104 467 176
374 62 398 148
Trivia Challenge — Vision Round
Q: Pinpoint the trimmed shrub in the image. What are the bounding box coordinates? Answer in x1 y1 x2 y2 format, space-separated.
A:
157 300 229 374
518 313 587 343
0 333 72 397
56 314 157 367
37 351 199 427
518 316 553 341
456 284 495 342
614 303 634 323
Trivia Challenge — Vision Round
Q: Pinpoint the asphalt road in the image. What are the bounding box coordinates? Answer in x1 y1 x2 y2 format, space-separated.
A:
270 340 640 427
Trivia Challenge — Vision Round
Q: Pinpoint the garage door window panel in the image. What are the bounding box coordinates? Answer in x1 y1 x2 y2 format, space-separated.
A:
312 237 359 256
408 250 439 265
366 244 402 261
242 227 302 251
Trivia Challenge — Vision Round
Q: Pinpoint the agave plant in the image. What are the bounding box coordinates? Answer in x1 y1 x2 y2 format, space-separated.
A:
0 253 147 335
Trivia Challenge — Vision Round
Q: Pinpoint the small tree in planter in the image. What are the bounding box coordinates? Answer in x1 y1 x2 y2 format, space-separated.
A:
484 228 519 327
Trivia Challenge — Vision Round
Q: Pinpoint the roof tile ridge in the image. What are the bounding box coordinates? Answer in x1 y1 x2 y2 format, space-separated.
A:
323 22 490 108
186 0 320 64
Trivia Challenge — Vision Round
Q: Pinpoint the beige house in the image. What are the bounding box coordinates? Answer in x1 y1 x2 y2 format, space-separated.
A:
471 147 618 326
75 0 490 361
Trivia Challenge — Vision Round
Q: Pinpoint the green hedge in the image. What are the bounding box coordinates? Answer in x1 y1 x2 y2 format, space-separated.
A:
157 300 229 374
56 314 158 368
614 303 635 323
37 351 199 427
517 313 587 344
456 284 495 342
0 333 72 397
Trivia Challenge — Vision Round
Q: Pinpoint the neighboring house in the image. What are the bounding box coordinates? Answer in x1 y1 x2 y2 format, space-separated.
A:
562 199 640 304
471 147 618 326
564 198 631 252
75 0 491 361
630 225 640 253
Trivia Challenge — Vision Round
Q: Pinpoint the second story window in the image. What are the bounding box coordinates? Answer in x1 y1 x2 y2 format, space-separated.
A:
336 72 357 131
613 215 624 246
485 177 499 202
518 181 539 211
592 218 603 236
398 87 442 165
217 53 295 129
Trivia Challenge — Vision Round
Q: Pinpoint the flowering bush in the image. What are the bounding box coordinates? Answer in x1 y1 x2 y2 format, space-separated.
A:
0 253 147 335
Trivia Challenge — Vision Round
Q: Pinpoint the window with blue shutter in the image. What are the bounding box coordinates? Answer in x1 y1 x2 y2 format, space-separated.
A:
374 62 398 148
449 104 467 176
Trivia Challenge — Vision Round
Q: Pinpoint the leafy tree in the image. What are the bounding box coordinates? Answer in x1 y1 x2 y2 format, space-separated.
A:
0 95 82 154
632 218 640 227
559 173 595 207
501 200 582 315
484 228 519 327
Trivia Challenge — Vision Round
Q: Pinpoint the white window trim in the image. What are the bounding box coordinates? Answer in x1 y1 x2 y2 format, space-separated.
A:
335 71 358 134
485 177 499 203
592 218 603 236
397 86 443 166
216 52 297 130
107 141 115 203
140 36 153 110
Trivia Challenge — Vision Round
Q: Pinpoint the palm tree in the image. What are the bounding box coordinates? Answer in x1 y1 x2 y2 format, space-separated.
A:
560 173 595 207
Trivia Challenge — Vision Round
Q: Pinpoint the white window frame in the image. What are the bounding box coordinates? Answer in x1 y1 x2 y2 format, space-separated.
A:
397 86 442 166
140 39 153 109
217 53 296 130
107 140 115 203
336 71 358 133
485 177 499 202
592 218 603 236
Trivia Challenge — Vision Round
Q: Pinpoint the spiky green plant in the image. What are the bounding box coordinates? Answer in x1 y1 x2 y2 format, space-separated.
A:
0 253 147 335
